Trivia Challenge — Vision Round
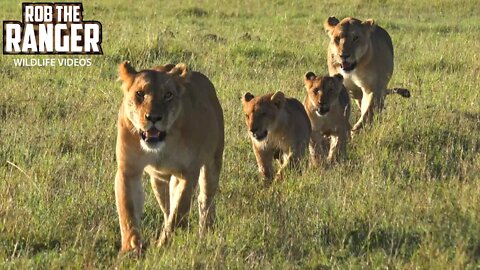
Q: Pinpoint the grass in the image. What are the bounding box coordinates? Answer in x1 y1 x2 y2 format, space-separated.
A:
0 0 479 268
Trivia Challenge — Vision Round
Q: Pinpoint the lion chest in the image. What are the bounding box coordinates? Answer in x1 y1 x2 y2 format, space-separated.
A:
143 144 195 175
311 114 337 136
341 70 376 94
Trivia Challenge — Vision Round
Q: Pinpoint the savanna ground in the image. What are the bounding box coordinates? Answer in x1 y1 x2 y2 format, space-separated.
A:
1 0 479 268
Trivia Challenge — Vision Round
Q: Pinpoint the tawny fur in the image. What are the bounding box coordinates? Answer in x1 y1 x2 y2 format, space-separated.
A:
324 16 409 132
115 61 224 253
303 72 351 165
241 91 311 183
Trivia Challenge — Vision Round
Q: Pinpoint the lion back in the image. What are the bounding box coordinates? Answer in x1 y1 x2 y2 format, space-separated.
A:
184 71 225 151
285 97 312 136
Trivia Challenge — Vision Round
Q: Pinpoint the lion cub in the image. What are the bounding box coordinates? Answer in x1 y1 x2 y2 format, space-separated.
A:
241 91 311 182
304 72 351 165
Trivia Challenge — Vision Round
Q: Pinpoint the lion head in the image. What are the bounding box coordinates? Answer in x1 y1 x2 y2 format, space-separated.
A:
304 72 344 117
241 91 286 142
118 61 190 151
324 16 376 73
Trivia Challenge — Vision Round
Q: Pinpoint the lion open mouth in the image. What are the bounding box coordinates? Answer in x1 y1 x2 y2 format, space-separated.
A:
341 61 357 72
252 130 268 141
316 107 330 116
140 128 167 143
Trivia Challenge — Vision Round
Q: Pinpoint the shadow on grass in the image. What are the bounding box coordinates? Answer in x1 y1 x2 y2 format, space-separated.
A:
0 102 26 121
3 238 61 259
468 243 480 262
344 222 422 260
106 43 194 67
230 44 304 68
380 110 480 181
239 192 423 267
177 7 208 18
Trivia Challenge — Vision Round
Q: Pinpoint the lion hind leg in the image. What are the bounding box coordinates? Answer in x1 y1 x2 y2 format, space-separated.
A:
158 173 197 247
149 173 171 227
309 134 329 167
254 147 275 184
198 156 221 236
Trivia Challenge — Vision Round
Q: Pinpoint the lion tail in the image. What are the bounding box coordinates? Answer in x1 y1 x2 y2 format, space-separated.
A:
386 88 411 98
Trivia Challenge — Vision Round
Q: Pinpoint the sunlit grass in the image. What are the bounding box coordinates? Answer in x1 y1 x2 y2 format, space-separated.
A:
0 0 479 268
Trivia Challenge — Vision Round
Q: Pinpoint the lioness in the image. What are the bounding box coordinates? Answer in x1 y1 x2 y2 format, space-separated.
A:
241 91 311 182
324 16 410 132
115 61 224 253
303 72 351 165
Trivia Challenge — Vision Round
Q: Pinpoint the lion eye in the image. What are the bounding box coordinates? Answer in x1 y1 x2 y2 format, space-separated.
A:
136 91 145 101
352 36 359 42
164 91 173 101
334 37 340 44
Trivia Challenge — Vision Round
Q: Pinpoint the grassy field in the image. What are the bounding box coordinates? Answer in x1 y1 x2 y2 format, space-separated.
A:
1 0 479 268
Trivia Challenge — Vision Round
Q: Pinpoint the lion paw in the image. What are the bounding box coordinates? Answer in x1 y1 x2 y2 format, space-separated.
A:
157 229 172 247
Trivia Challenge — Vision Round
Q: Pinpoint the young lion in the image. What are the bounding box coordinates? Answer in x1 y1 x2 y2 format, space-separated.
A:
115 61 224 253
324 16 410 132
241 91 311 182
303 72 351 165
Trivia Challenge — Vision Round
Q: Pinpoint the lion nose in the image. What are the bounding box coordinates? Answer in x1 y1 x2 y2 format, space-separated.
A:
340 54 350 60
250 128 257 134
145 114 162 123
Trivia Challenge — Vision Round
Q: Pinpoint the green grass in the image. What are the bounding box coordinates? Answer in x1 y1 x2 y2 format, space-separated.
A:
1 0 479 268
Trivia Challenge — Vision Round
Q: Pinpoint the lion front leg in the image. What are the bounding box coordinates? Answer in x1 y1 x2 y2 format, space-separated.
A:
352 90 374 132
115 169 144 254
327 128 349 164
276 142 306 180
253 146 274 184
275 151 292 180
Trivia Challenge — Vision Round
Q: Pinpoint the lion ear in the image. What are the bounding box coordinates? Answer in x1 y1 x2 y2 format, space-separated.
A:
168 63 191 84
304 71 317 89
167 63 190 95
271 91 285 109
154 63 175 72
118 61 137 89
324 16 339 36
242 92 255 103
333 73 344 83
363 19 376 33
332 74 344 94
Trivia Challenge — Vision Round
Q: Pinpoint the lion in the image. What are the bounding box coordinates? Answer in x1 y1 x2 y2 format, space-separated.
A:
115 61 224 253
324 16 410 132
241 91 311 183
303 72 351 165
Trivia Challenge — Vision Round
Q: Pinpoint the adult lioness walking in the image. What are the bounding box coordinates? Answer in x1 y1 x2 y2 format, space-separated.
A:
324 16 409 132
115 61 224 253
